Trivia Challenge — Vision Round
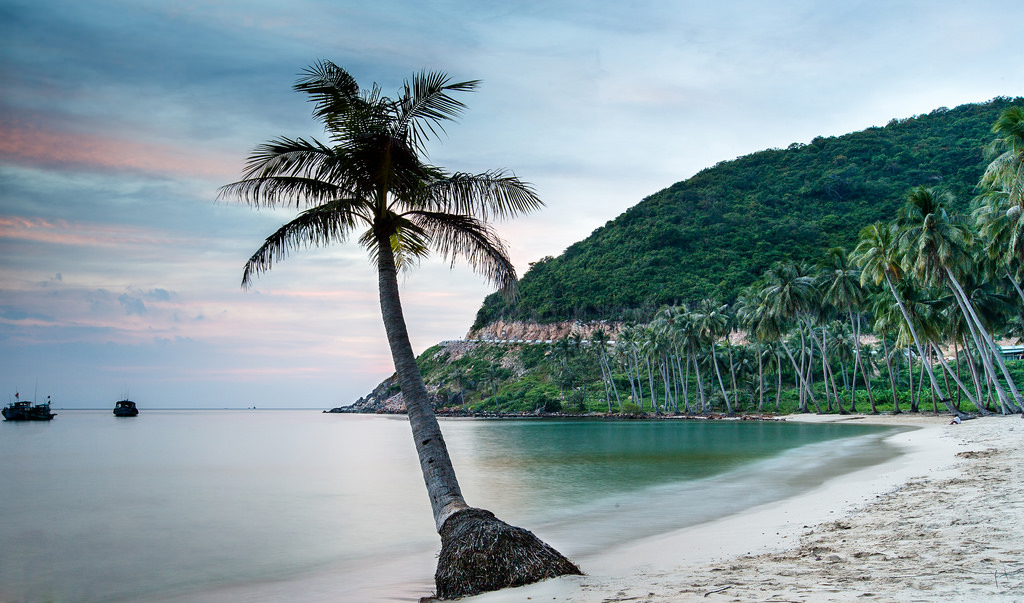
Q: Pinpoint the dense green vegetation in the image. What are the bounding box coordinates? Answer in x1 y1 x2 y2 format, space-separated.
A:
363 101 1024 419
475 97 1024 327
413 339 1023 417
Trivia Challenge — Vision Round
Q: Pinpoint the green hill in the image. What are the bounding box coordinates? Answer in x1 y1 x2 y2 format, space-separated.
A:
474 97 1024 328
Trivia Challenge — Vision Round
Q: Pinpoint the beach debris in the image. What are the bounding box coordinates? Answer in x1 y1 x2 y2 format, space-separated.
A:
703 584 733 597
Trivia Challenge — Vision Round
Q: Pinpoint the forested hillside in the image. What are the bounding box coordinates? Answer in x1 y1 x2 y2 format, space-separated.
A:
474 97 1024 328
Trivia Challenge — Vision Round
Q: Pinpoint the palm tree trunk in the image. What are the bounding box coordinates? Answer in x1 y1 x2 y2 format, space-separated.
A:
820 324 845 413
691 342 707 412
376 242 468 531
677 352 691 414
933 343 983 412
623 352 638 409
914 353 925 412
935 346 949 412
1007 269 1024 307
805 318 843 412
597 355 612 412
880 336 899 413
850 310 866 412
728 344 739 412
645 355 657 414
781 339 822 412
378 242 581 597
631 349 644 410
604 353 622 411
757 342 765 411
820 325 833 411
946 278 1014 412
798 328 809 411
775 349 783 411
883 276 963 417
946 270 1023 412
659 357 672 412
711 344 733 414
964 334 987 412
954 338 963 410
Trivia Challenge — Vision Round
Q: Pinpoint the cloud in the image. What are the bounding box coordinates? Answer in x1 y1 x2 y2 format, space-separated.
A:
0 216 194 249
118 293 147 316
0 121 241 180
0 307 54 322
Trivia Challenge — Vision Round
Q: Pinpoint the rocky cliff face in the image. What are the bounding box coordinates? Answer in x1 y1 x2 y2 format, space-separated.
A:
330 321 626 413
327 373 446 414
466 320 624 342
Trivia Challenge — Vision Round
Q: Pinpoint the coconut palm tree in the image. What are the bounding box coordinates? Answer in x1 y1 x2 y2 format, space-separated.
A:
761 262 823 413
591 328 621 412
981 106 1024 209
692 298 734 414
897 186 1022 414
975 106 1024 308
736 283 786 412
852 221 964 418
615 324 646 410
818 247 874 412
220 61 579 597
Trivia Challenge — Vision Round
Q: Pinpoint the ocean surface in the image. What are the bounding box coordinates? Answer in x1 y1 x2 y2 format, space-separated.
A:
0 410 901 602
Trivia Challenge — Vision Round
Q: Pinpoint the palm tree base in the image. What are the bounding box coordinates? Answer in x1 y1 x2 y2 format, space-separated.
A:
433 507 582 599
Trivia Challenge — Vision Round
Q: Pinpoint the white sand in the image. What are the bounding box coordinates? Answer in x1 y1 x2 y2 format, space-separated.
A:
467 413 1024 602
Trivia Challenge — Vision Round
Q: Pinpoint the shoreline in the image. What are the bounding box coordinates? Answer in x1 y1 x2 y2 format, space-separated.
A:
467 413 1024 602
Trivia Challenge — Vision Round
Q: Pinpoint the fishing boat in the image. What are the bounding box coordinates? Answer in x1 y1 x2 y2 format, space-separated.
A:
113 399 139 417
3 395 56 421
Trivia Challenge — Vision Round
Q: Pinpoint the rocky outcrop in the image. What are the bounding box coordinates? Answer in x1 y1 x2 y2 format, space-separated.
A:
466 320 624 342
325 373 446 414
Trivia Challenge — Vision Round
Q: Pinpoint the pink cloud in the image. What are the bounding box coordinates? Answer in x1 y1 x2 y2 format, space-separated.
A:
0 122 240 180
0 216 190 248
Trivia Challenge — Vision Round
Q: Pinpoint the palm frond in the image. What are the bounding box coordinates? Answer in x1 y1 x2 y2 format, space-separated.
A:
241 199 368 287
407 211 517 295
219 137 355 208
396 70 479 152
421 171 544 220
294 60 362 127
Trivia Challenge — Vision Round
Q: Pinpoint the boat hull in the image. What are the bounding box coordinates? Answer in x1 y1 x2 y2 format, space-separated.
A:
3 402 56 421
113 400 139 416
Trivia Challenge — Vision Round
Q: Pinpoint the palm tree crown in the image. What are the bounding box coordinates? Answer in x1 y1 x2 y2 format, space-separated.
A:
221 60 543 293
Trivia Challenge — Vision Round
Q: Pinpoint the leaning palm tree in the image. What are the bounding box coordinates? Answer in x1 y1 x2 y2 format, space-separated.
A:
852 221 965 418
220 61 579 598
897 186 1022 414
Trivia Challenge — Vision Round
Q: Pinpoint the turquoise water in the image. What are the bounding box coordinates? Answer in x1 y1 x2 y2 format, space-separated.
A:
0 411 900 602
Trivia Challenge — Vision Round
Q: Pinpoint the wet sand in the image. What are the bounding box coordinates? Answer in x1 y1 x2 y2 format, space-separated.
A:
468 413 1024 602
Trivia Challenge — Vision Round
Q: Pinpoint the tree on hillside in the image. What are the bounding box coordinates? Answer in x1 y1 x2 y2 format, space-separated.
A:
220 61 579 598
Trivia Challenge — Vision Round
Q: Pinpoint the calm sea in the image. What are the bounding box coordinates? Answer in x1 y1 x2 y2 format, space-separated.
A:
0 411 899 602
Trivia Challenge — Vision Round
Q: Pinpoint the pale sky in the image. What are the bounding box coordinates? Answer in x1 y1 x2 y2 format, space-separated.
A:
1 0 1020 409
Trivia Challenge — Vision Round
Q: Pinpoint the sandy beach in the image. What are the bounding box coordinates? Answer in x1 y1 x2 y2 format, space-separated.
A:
468 413 1024 602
